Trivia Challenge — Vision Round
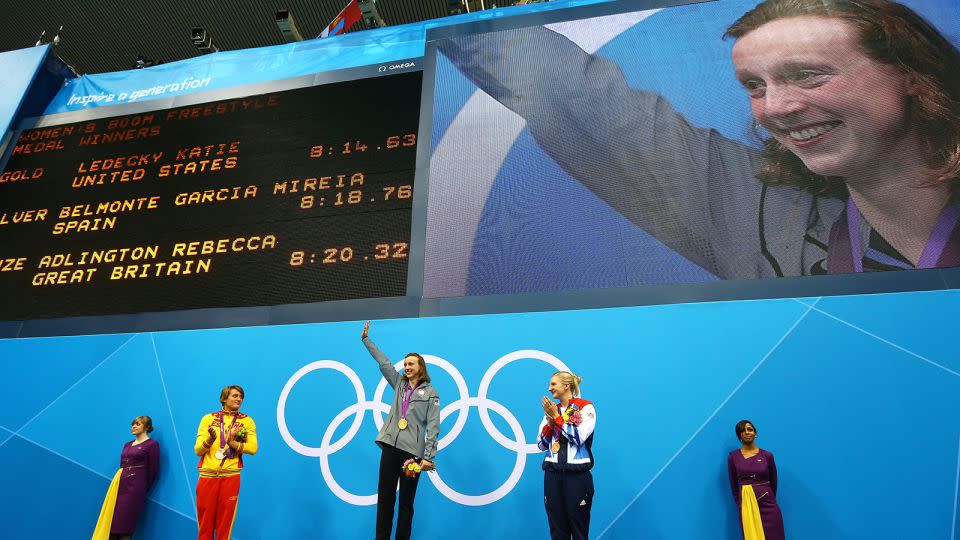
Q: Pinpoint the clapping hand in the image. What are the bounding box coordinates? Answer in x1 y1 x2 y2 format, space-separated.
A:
224 423 239 444
541 396 558 422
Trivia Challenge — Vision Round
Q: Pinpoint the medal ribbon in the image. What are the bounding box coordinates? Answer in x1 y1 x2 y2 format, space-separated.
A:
846 197 960 272
217 411 238 466
400 381 420 420
552 403 564 453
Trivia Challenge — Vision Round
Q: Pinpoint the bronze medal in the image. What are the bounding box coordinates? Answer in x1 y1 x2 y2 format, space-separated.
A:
398 418 408 430
551 440 561 453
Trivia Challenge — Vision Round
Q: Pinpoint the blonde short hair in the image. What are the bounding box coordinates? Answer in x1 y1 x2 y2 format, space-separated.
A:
551 371 583 397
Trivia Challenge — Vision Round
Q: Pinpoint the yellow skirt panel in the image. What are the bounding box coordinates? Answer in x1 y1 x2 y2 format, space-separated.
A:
91 468 122 540
740 484 766 540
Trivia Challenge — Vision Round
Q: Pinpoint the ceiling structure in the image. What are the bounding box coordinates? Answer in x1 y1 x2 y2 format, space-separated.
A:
0 0 518 75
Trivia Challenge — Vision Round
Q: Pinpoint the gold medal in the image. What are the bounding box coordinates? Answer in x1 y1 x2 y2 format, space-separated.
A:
398 418 408 430
551 440 561 453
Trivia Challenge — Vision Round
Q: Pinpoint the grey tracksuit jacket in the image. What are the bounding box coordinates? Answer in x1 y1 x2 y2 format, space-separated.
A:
363 337 441 462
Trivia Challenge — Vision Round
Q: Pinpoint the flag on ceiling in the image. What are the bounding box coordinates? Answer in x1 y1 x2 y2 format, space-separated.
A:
319 0 363 38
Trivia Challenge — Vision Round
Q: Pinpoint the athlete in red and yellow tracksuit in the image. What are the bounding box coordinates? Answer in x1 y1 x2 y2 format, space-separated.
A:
194 386 257 540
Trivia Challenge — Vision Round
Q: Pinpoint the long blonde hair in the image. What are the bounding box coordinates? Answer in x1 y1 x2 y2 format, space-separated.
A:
552 371 583 397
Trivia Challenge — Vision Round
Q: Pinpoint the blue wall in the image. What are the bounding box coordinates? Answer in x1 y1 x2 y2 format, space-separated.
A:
2 289 958 539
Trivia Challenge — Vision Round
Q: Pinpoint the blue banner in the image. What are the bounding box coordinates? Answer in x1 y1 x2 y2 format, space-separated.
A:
45 26 424 113
44 0 613 114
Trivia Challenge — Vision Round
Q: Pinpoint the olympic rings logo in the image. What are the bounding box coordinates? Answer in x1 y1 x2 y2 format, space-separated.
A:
277 350 568 506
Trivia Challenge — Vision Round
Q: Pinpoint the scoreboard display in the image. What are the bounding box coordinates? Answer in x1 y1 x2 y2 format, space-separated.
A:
0 71 422 320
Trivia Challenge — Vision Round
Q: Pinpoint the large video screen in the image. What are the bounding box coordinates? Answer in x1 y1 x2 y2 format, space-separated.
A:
0 71 422 319
425 0 960 298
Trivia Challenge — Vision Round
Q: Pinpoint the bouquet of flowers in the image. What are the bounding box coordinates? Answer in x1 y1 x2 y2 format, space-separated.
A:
234 425 248 443
562 404 582 427
402 458 422 478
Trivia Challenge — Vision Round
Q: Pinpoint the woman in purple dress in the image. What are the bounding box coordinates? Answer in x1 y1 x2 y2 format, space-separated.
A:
110 415 160 539
727 420 785 540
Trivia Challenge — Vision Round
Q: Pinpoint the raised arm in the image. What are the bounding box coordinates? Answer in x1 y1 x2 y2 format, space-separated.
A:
437 26 765 278
361 321 401 388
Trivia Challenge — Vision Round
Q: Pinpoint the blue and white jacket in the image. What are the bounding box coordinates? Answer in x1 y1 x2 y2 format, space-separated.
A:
537 397 596 472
